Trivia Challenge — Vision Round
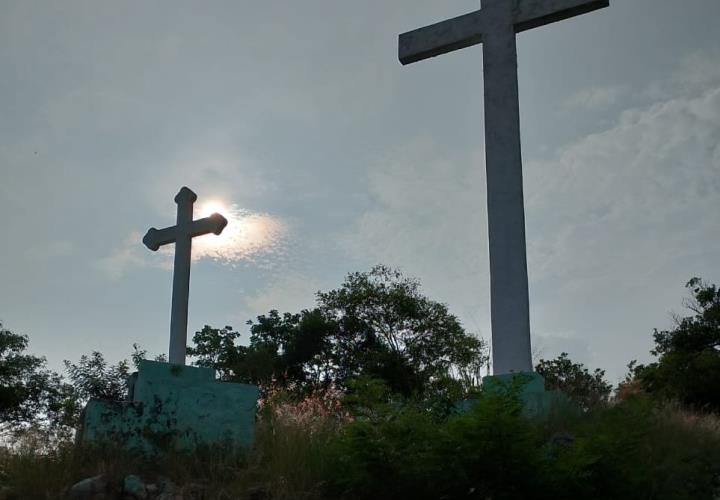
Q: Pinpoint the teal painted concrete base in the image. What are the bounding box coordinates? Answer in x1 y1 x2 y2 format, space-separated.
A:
458 372 574 419
79 360 259 452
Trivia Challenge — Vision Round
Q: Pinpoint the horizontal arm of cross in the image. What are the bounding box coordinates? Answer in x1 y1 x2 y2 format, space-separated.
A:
399 10 484 65
514 0 609 33
142 213 227 251
190 213 228 238
399 0 608 65
143 226 176 251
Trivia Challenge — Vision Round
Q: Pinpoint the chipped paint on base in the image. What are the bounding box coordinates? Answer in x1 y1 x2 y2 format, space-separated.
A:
79 360 258 452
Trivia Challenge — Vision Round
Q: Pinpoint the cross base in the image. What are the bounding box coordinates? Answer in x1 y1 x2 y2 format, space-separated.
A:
78 360 259 453
456 372 575 419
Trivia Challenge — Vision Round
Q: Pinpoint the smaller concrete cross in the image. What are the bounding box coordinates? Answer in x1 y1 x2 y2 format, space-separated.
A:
143 187 228 365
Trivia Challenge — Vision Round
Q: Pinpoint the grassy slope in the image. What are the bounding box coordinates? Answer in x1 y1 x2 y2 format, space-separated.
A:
1 396 719 500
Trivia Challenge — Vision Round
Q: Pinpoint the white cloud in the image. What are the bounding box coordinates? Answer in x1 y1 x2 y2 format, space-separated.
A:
26 240 74 261
94 232 150 280
672 50 720 93
346 56 720 380
342 136 491 337
526 85 720 290
563 84 628 111
525 58 720 377
242 271 324 318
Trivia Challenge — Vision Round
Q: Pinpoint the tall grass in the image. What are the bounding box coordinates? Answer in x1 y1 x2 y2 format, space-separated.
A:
1 392 720 499
0 435 138 498
0 386 347 499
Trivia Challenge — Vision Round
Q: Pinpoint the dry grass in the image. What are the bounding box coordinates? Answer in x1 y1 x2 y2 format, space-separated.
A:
660 401 720 436
0 388 348 499
2 393 720 500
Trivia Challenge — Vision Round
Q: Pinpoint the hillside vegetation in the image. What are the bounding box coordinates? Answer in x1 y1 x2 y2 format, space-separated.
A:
1 269 719 499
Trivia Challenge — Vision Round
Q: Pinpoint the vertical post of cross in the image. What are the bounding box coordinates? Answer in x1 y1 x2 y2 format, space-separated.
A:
482 0 532 374
168 188 196 364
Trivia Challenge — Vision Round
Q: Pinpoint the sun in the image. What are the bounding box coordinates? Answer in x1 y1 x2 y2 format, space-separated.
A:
198 200 229 218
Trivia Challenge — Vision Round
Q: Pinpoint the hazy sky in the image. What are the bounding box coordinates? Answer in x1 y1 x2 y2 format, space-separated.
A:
1 0 718 384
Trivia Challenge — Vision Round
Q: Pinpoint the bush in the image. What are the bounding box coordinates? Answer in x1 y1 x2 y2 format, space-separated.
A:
324 390 720 500
535 352 612 411
2 391 719 499
188 266 488 401
632 278 720 411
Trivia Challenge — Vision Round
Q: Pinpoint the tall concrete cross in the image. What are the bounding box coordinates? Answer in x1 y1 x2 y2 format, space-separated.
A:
143 187 228 365
399 0 609 375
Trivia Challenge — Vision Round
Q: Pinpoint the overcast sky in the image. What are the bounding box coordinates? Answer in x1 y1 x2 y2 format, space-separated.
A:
1 0 718 384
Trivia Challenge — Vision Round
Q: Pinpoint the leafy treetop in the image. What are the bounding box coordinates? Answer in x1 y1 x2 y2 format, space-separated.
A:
189 265 488 399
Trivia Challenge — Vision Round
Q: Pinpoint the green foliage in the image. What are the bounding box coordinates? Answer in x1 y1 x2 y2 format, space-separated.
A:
535 352 612 411
551 396 720 499
0 323 75 433
632 278 720 411
325 392 720 500
187 326 243 380
2 390 720 499
326 386 546 500
6 274 720 498
317 265 487 396
130 343 166 368
1 324 52 425
63 352 130 402
189 266 488 402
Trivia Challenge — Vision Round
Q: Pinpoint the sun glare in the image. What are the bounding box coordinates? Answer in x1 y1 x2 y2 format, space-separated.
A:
198 200 228 218
187 201 287 265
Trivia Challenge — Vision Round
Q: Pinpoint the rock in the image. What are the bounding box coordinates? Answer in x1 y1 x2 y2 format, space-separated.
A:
549 431 575 448
154 477 183 499
247 486 270 500
122 474 147 499
156 494 183 500
182 483 207 498
156 476 176 492
67 475 107 499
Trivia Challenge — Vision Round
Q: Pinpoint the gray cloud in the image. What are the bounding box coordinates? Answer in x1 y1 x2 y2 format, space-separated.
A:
2 0 719 382
563 85 629 111
345 54 720 381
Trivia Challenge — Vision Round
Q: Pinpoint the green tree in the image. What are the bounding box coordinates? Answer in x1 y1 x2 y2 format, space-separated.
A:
535 352 611 411
632 277 720 411
189 266 488 399
316 266 487 396
1 323 51 425
57 349 153 429
0 323 76 433
63 352 130 402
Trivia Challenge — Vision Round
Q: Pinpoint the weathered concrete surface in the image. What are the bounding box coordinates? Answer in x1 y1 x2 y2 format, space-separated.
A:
483 372 573 418
482 0 533 376
79 360 258 452
456 372 573 419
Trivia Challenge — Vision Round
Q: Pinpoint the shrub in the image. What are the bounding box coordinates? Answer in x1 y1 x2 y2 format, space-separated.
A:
535 352 612 411
632 278 720 412
324 390 720 500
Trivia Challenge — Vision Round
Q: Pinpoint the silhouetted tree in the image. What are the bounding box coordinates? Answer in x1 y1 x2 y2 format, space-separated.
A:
535 352 611 410
0 323 76 432
631 278 720 411
188 266 488 399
